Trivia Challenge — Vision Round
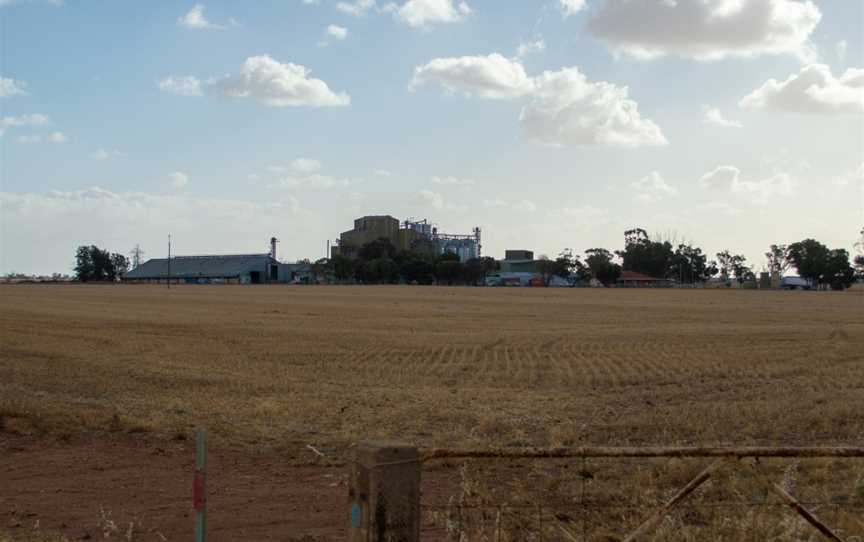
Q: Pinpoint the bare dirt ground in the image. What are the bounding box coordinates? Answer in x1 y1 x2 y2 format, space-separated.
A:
1 284 863 540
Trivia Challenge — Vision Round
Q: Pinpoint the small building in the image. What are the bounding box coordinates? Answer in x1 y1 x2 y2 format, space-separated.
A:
125 254 287 284
617 271 673 287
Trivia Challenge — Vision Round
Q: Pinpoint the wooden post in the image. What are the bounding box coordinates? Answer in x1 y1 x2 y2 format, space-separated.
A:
348 441 420 542
194 429 207 542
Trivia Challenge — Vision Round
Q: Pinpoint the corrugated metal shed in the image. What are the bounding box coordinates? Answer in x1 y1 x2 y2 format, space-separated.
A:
125 254 276 280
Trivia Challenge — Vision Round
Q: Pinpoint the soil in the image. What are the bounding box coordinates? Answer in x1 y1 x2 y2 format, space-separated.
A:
1 434 350 542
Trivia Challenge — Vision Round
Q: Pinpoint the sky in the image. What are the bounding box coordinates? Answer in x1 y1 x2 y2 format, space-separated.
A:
0 0 862 275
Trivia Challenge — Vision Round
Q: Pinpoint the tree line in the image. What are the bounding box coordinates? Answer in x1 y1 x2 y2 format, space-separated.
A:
74 245 130 282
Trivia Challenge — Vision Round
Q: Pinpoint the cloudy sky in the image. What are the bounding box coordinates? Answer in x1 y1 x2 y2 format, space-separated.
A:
1 0 862 274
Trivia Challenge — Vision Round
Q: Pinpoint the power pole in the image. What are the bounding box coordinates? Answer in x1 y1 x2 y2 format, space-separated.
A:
130 244 145 269
167 234 172 289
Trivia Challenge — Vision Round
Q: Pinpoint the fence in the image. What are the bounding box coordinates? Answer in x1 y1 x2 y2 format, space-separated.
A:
347 443 864 542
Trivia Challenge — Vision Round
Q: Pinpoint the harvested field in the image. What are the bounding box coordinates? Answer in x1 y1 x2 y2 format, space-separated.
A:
1 284 863 540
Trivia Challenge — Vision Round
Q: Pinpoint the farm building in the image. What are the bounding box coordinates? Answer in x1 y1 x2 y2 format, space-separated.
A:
125 254 291 284
331 215 482 262
617 271 673 287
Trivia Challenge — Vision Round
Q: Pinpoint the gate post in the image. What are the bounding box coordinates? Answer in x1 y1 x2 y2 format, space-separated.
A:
348 441 421 542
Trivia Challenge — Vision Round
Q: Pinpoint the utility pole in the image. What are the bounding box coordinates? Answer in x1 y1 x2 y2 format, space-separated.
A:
167 234 172 289
130 244 145 269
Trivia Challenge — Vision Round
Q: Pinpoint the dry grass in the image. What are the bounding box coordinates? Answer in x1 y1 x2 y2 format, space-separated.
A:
1 284 863 451
2 284 863 539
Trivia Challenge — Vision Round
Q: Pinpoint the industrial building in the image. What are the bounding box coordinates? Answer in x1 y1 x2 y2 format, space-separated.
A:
124 237 311 284
332 215 481 262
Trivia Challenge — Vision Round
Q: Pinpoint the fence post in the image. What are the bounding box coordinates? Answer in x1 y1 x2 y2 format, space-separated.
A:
348 441 421 542
193 428 207 542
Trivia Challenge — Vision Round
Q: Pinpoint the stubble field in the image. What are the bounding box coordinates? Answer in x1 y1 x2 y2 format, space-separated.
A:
1 284 863 540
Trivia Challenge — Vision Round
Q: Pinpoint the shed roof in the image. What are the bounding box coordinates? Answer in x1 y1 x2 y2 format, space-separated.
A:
619 271 667 282
125 254 275 279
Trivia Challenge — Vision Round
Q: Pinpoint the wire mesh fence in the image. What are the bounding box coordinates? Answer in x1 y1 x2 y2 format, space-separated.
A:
406 448 864 541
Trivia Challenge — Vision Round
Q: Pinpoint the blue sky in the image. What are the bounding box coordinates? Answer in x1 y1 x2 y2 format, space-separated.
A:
1 0 862 274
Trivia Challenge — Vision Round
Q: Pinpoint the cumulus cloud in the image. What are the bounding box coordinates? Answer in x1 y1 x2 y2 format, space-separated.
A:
170 171 189 189
0 187 316 274
158 76 203 96
588 0 821 61
739 64 864 114
290 158 322 173
417 188 468 211
516 39 545 59
177 4 228 30
631 171 678 202
336 0 377 16
90 148 122 160
210 55 350 107
700 165 798 202
559 0 585 17
46 131 68 143
520 67 667 147
2 113 49 127
412 53 535 99
702 106 743 128
833 163 864 188
391 0 471 28
431 175 474 186
374 169 393 177
16 135 41 143
326 24 348 40
0 76 27 98
512 199 537 213
413 55 666 147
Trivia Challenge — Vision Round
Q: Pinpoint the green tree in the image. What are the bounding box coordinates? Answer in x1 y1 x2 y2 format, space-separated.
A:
74 245 95 281
110 253 129 280
617 228 675 278
671 244 707 284
584 248 621 286
75 245 124 281
787 239 830 288
398 252 436 285
765 244 790 277
434 252 463 285
311 258 333 283
826 249 854 290
331 255 356 283
358 238 397 261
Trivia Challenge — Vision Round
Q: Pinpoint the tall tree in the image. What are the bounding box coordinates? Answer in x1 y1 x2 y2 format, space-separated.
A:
765 244 789 276
110 253 129 280
787 239 830 288
854 227 864 278
585 248 622 286
671 244 707 284
617 228 674 278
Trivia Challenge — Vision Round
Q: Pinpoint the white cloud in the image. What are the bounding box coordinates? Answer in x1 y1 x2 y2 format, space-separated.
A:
169 171 189 189
46 131 68 143
336 0 376 16
559 0 585 17
16 135 41 143
833 163 864 188
0 187 316 274
482 198 508 207
588 0 821 61
417 188 468 211
520 67 667 147
631 171 678 202
836 40 848 62
326 24 348 40
279 173 360 189
0 76 27 98
431 175 474 186
391 0 471 28
90 148 122 160
413 55 665 147
210 55 350 107
158 76 203 96
699 165 798 202
512 199 537 213
516 39 545 59
549 205 609 221
740 64 864 114
411 53 535 99
303 0 320 4
177 4 226 30
2 113 49 127
290 158 322 173
702 106 743 128
373 169 393 177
